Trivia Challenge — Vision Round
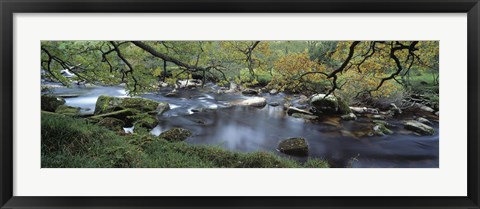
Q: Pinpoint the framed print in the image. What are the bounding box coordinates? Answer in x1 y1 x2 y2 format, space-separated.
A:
1 0 479 208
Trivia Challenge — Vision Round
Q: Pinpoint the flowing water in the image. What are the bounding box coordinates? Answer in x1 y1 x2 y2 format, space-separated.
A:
48 84 439 168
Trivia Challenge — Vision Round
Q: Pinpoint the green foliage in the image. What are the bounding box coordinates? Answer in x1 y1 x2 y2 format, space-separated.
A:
41 112 329 168
41 41 439 105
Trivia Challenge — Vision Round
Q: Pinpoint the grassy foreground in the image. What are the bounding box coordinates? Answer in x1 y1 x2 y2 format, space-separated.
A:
41 112 329 168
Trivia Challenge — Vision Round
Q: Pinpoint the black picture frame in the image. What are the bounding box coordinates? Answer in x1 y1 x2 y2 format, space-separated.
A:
1 0 479 208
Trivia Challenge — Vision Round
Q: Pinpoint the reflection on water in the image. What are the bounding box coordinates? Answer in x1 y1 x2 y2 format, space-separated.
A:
49 84 439 168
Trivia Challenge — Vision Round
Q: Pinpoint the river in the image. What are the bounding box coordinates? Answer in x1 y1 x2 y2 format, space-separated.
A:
47 83 439 168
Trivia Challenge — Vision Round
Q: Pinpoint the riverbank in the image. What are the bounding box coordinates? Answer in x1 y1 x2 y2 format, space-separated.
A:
41 111 329 168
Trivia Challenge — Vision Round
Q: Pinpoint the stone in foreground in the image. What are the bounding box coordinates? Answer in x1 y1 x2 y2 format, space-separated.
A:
277 137 309 156
97 117 125 131
404 120 435 135
41 95 66 112
55 105 80 116
160 128 193 142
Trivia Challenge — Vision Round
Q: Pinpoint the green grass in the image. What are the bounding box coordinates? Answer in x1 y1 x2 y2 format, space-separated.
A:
408 73 439 93
41 112 329 168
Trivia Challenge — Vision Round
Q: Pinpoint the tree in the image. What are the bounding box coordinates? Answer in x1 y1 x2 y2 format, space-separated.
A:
41 40 439 102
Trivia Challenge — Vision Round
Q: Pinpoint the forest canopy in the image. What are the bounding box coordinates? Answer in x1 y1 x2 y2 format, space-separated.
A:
41 41 439 105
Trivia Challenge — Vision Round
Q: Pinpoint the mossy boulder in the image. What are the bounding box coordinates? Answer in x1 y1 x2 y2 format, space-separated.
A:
309 94 351 115
94 95 169 115
404 120 435 135
372 123 393 136
90 109 138 124
55 105 80 116
41 95 65 112
155 102 170 116
159 128 193 142
130 114 158 129
97 117 125 131
242 89 258 95
277 137 309 156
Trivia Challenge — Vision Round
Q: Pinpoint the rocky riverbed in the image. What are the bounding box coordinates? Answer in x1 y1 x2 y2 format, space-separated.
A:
42 82 439 168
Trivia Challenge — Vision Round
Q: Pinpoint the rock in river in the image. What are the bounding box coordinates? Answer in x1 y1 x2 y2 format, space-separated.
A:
350 106 379 114
242 89 258 96
404 120 435 135
160 128 193 142
269 89 278 95
238 97 267 108
341 113 357 121
416 117 433 125
94 95 169 115
309 93 351 115
277 137 309 156
176 79 203 89
372 123 393 136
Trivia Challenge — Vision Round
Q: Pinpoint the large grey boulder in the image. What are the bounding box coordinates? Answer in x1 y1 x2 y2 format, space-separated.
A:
238 97 267 108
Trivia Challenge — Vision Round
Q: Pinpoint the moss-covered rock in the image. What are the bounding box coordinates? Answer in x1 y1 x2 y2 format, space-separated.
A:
130 114 158 129
41 95 65 112
277 137 309 156
159 128 193 142
309 94 351 115
372 123 393 136
55 105 80 116
94 95 169 115
97 117 125 131
337 97 352 115
90 109 138 124
404 120 435 135
155 102 170 115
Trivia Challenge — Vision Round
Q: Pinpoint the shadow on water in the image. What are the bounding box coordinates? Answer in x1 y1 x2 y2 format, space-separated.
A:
50 84 439 168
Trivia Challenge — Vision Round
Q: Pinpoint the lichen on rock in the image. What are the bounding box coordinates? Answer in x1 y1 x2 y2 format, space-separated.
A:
277 137 309 156
159 128 193 142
